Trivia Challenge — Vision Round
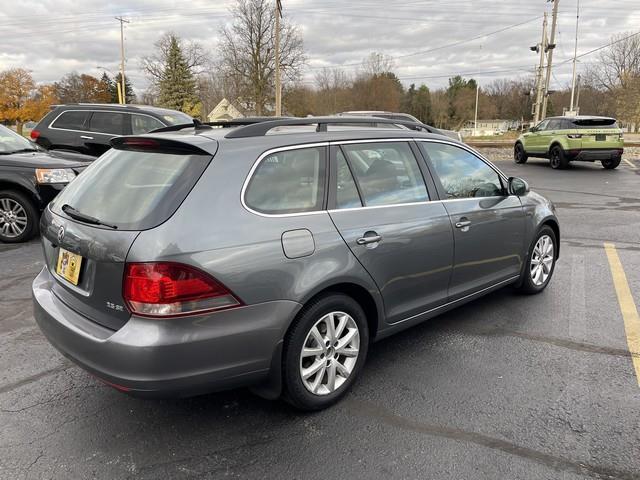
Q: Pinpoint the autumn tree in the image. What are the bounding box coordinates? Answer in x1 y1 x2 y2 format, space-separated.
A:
0 69 43 134
219 0 305 115
54 73 111 104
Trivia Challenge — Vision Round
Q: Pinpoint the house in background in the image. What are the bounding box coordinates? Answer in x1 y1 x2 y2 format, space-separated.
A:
206 98 245 122
460 119 519 136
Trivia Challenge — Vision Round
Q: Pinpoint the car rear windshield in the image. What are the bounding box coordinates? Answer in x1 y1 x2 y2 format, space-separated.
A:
571 118 618 129
51 148 211 230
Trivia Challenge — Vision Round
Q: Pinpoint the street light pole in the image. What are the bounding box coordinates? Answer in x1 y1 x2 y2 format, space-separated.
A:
274 0 282 116
115 16 130 105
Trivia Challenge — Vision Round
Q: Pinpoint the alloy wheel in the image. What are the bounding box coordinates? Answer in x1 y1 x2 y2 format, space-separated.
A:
299 311 360 395
550 150 560 169
530 234 554 286
0 197 28 238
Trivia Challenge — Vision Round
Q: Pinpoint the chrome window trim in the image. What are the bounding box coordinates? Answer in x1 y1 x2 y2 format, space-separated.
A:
48 109 167 137
241 137 513 218
240 142 330 218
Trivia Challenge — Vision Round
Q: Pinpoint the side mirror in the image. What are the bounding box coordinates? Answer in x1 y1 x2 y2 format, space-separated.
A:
529 126 537 132
508 177 529 196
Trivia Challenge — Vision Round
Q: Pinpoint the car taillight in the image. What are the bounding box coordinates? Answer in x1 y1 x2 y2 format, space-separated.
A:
567 134 582 139
123 262 242 317
30 129 40 139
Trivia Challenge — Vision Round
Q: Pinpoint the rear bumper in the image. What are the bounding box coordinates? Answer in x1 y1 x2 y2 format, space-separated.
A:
566 148 623 161
32 267 300 398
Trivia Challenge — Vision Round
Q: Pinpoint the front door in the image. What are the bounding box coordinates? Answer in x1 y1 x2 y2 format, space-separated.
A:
527 119 550 154
328 141 454 324
418 141 526 300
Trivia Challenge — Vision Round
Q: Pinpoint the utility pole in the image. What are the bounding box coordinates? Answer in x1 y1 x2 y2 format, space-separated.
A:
532 12 548 124
274 0 282 116
575 74 581 110
541 0 559 119
569 0 580 113
473 83 479 136
115 16 130 105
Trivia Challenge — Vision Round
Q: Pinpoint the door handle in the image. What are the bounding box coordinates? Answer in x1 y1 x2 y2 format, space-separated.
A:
356 234 382 245
455 219 471 229
80 135 94 140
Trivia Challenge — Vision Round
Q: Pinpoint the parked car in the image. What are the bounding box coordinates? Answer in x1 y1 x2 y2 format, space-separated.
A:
33 116 559 410
338 111 463 141
0 125 91 243
514 115 624 169
30 104 193 157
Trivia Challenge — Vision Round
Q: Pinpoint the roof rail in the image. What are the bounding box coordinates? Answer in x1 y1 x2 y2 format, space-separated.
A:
148 116 294 134
224 116 441 139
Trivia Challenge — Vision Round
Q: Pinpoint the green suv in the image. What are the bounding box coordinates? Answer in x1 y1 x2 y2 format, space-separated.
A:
514 116 624 169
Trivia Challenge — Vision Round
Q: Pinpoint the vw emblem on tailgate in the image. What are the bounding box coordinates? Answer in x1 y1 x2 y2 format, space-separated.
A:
57 226 65 243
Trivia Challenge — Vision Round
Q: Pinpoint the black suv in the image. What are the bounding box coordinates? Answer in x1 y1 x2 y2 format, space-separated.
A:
0 124 92 243
31 104 193 157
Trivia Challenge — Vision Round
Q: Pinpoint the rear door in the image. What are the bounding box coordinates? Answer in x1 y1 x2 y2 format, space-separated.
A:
328 141 454 324
41 140 214 330
86 111 129 156
418 141 526 300
47 110 92 154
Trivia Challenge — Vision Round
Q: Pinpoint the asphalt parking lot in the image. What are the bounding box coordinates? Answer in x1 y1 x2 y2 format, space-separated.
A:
1 152 639 480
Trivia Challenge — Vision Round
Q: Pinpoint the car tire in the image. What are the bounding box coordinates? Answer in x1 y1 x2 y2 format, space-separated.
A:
282 293 369 411
0 190 39 243
601 157 621 169
516 225 557 295
514 143 528 164
549 146 569 170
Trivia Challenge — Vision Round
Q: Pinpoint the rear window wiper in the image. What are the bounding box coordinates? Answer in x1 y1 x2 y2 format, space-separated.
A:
62 204 118 229
4 148 39 154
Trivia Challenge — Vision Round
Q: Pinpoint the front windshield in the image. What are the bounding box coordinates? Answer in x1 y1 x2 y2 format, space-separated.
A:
0 125 37 153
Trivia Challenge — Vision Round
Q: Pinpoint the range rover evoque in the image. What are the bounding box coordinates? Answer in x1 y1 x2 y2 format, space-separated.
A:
33 117 560 410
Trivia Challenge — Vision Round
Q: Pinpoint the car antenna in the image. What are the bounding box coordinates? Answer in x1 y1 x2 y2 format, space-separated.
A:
193 118 212 132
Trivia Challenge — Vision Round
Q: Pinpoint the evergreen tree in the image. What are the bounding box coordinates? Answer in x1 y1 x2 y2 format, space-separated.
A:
109 73 135 103
158 35 201 116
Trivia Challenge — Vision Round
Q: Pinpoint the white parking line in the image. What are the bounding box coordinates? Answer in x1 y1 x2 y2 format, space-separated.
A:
623 159 637 170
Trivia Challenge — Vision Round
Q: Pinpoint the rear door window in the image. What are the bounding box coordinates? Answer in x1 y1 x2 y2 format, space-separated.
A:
51 148 212 230
335 149 362 209
89 112 127 135
131 114 165 134
245 146 326 215
546 119 562 130
341 142 429 206
51 111 91 130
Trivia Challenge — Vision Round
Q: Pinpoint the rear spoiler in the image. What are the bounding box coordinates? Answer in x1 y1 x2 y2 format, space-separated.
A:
110 137 211 156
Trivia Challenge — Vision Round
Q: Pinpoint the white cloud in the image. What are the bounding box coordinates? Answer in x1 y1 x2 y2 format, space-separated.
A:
0 0 638 94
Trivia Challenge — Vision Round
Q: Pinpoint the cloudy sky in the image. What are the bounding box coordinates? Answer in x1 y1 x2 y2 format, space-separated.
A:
1 0 639 95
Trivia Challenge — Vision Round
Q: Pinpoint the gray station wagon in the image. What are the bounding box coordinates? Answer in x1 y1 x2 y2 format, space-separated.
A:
32 117 559 410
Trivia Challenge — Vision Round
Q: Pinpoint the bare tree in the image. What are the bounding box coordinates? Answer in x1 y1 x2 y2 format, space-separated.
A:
585 32 640 129
218 0 305 115
359 52 395 79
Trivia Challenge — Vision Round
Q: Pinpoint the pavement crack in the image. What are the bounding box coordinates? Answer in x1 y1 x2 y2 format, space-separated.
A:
0 364 71 396
465 326 639 359
345 398 637 480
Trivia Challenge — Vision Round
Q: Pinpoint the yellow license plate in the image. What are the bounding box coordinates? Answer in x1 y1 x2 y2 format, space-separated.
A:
56 248 83 285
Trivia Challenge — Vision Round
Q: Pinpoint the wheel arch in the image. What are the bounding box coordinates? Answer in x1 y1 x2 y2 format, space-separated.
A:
298 282 382 341
540 217 560 259
0 180 41 209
